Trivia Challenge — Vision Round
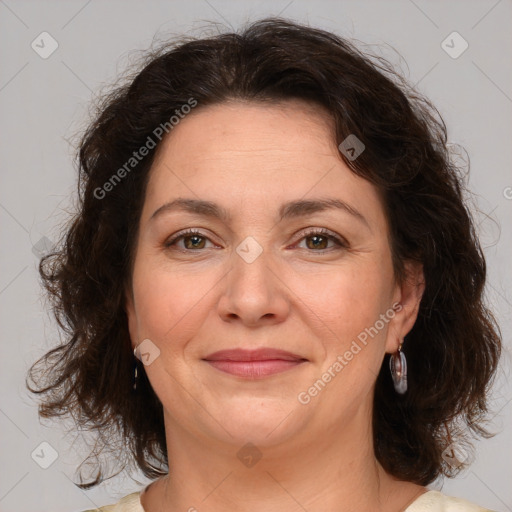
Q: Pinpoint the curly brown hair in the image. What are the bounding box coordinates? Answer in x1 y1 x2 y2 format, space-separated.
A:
26 17 501 489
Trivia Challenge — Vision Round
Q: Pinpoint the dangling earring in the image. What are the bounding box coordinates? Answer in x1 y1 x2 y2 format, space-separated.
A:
389 340 407 394
132 347 139 391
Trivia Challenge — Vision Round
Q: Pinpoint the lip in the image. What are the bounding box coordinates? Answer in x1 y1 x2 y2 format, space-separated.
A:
202 348 307 379
203 348 306 362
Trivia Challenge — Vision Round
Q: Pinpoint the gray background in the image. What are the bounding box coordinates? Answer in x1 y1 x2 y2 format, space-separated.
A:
1 1 511 511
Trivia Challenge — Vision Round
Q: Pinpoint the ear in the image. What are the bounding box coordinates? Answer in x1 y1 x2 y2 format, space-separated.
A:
385 259 425 354
124 284 138 351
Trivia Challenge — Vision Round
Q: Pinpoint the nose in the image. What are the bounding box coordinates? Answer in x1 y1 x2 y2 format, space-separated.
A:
216 243 290 327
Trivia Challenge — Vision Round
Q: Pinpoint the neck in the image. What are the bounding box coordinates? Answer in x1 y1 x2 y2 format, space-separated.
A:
144 400 426 512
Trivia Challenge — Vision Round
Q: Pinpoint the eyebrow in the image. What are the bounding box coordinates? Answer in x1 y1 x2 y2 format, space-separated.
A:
149 197 370 229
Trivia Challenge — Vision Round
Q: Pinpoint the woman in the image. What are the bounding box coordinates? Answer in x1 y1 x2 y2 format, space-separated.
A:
27 17 502 512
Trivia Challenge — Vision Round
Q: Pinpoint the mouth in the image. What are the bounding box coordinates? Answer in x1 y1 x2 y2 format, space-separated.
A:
202 348 308 379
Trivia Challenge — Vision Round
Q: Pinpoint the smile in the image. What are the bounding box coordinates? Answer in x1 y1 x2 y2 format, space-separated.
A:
202 348 308 379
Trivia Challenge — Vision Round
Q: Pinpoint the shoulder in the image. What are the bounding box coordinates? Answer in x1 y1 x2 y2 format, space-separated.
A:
405 490 496 512
79 491 143 512
77 489 496 512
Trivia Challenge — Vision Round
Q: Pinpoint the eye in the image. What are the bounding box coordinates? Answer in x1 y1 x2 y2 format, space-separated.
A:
294 227 348 252
164 229 216 251
164 227 348 253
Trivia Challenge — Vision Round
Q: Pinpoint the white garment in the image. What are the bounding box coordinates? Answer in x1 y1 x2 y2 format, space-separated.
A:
79 489 496 511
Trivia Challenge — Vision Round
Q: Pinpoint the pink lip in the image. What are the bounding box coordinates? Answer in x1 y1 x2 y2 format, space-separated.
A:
203 348 307 379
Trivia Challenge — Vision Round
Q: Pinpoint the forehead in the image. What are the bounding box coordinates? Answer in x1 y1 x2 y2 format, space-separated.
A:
142 100 385 230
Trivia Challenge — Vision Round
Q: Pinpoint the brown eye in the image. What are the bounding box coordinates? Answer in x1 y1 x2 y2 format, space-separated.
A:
182 234 206 249
305 234 329 250
165 229 214 251
296 228 348 252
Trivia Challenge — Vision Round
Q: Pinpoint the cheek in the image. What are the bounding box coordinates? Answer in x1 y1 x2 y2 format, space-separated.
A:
312 268 393 397
303 263 395 396
130 254 215 346
311 261 392 339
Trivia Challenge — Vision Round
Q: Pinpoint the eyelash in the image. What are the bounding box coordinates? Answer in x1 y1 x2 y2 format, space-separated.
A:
164 227 348 253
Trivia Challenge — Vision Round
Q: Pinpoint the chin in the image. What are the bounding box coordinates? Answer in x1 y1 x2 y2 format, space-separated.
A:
207 399 307 447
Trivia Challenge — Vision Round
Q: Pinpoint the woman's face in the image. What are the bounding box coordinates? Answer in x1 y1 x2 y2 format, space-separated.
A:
126 99 422 451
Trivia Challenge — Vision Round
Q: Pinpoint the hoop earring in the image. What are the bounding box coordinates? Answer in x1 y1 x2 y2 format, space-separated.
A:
132 347 139 391
389 341 407 394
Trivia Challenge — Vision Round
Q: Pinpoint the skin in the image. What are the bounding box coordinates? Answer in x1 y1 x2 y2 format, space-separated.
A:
125 99 426 512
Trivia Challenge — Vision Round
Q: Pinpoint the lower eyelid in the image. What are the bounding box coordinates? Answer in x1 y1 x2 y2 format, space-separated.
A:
165 233 215 249
293 235 346 250
165 231 347 251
